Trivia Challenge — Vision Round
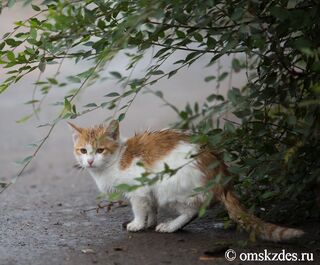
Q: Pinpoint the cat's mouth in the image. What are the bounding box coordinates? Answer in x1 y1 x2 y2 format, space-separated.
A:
87 164 98 169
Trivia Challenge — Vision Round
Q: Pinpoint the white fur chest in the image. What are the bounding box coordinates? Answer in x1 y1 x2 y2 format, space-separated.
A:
88 164 120 193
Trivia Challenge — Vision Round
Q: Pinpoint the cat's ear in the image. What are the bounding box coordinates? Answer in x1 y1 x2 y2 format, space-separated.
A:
106 120 119 140
67 122 83 143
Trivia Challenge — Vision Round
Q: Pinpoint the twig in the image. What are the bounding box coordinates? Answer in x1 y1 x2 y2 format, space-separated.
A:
147 19 255 31
120 49 177 117
146 87 180 114
112 62 137 120
31 70 42 119
0 123 56 195
81 200 127 214
37 47 71 112
2 10 46 40
151 42 245 54
0 58 104 195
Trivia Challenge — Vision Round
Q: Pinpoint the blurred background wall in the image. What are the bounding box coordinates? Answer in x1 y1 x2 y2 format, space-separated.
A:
0 3 246 182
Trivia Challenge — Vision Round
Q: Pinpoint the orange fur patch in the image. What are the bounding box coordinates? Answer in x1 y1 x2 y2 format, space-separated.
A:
120 130 189 170
73 125 118 154
196 148 230 198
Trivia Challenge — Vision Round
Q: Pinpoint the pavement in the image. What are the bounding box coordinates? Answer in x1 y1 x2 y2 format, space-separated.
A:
0 156 320 265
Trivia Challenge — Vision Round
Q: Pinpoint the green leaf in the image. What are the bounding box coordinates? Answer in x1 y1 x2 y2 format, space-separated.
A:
168 70 177 78
67 76 81 83
97 20 106 30
83 103 97 108
31 4 41 11
16 114 33 123
218 72 228 82
207 94 224 102
30 28 37 39
108 192 121 201
115 183 139 192
2 32 10 39
227 87 241 104
155 91 163 98
150 70 164 75
179 111 188 120
118 113 125 122
110 71 122 79
193 32 203 42
64 98 72 112
232 58 241 73
0 83 9 94
101 102 109 108
0 42 5 50
6 38 21 47
15 155 33 165
185 51 199 62
154 48 169 58
104 92 119 97
7 51 15 61
77 68 94 78
38 58 46 72
27 143 38 148
175 30 185 38
204 76 216 82
198 193 213 217
47 78 58 85
0 181 8 188
25 100 39 104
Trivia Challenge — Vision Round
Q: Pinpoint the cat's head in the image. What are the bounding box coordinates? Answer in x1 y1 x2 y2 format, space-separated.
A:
68 120 120 170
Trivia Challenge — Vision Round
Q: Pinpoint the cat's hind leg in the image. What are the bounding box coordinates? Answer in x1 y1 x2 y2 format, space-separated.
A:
155 203 198 233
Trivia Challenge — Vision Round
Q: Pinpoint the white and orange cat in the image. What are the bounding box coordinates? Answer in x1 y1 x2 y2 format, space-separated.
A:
68 120 304 242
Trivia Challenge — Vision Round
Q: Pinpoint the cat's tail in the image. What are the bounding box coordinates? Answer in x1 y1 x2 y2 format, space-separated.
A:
218 189 304 242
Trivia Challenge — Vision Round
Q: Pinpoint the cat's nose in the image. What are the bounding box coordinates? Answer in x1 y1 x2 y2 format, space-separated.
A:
87 159 94 166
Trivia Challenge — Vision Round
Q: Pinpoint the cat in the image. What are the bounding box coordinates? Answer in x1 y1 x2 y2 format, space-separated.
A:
68 120 304 242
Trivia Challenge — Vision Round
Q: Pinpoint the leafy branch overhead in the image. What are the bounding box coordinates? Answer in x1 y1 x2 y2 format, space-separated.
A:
0 0 319 222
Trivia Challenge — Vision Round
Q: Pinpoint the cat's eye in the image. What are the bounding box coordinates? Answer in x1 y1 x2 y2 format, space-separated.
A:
80 148 87 154
96 148 104 154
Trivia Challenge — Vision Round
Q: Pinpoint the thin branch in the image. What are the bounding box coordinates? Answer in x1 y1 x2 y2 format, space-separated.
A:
2 10 46 40
146 87 180 114
112 62 137 119
31 70 42 119
81 200 127 214
147 19 256 31
120 50 176 116
151 42 246 54
37 46 71 112
0 123 55 195
0 58 105 195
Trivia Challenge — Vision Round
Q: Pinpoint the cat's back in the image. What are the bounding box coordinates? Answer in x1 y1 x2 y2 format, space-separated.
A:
119 129 192 171
118 130 205 205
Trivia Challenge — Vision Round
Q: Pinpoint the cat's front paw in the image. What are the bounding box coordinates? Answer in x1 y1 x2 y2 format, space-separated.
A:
155 222 178 233
126 221 145 232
